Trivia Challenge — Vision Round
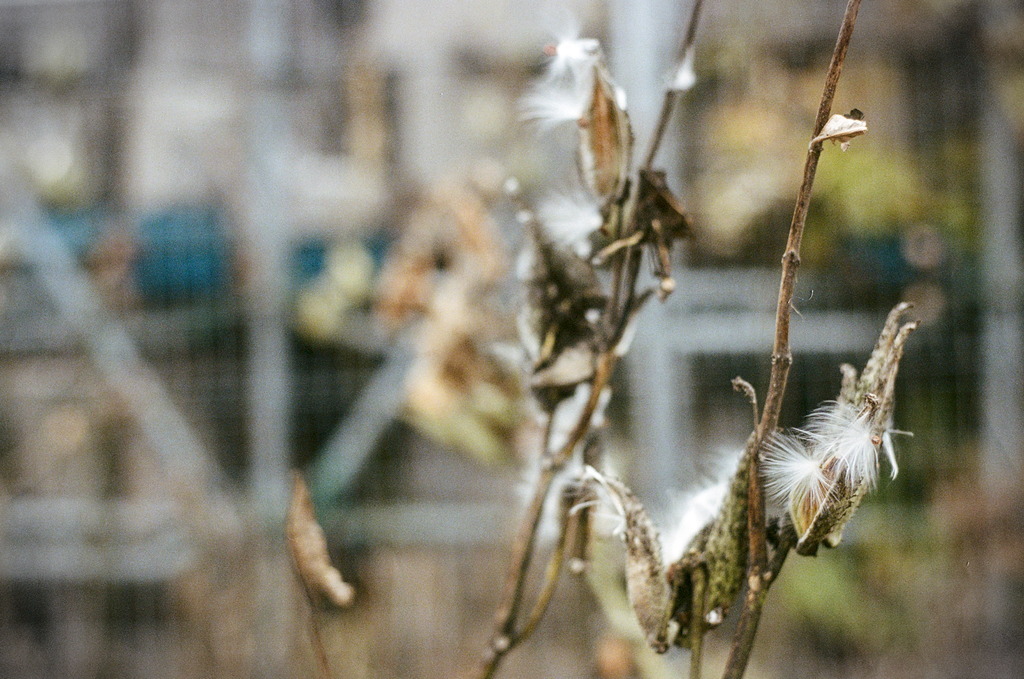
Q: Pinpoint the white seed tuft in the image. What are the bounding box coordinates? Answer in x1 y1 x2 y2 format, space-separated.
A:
660 479 728 563
537 192 603 258
520 79 589 129
799 401 880 487
544 36 601 82
762 432 830 508
671 45 697 92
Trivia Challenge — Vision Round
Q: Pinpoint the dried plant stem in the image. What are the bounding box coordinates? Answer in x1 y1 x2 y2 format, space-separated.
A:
722 521 797 679
480 4 711 675
689 566 708 679
722 1 863 677
641 0 706 170
731 377 759 429
513 508 574 642
300 593 334 679
477 352 620 679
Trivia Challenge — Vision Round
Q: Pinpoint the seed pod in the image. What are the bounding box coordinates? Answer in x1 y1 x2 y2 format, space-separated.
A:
578 62 633 207
666 446 750 646
517 218 605 404
791 303 918 556
584 468 673 652
694 444 750 627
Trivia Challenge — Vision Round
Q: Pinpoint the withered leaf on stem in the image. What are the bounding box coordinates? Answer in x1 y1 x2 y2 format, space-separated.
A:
578 63 633 206
635 169 691 241
809 108 867 151
287 472 355 609
635 169 693 296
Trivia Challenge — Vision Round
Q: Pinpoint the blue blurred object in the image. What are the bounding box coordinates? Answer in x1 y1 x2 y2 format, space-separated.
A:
291 237 328 286
839 234 915 294
134 205 231 303
45 206 103 259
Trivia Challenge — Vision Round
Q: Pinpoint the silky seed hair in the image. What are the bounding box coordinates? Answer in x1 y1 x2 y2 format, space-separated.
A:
537 192 603 258
798 401 881 487
761 432 830 508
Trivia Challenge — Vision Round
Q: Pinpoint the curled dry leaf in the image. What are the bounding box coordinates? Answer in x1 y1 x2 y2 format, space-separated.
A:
635 169 693 297
810 108 867 151
287 472 355 608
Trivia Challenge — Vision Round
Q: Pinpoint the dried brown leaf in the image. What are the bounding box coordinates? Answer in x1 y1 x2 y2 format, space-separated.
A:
810 109 867 151
287 472 355 608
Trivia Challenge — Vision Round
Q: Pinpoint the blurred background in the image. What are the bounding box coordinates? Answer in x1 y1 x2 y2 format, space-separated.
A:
0 0 1021 678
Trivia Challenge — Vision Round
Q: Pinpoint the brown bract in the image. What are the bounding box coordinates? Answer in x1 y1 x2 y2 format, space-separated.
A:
286 472 355 609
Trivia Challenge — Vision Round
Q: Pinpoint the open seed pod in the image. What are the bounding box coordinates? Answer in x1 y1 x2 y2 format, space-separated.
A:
582 468 674 653
667 445 751 646
578 61 633 208
517 219 606 407
793 303 918 556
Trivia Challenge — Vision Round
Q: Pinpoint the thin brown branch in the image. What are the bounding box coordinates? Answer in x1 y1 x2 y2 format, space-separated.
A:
723 1 864 677
478 489 574 679
731 377 759 429
553 352 618 464
302 596 334 679
477 353 615 679
721 523 796 679
477 469 555 678
512 500 574 643
641 0 706 170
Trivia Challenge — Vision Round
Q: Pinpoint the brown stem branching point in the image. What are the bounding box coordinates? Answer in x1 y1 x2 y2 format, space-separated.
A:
731 377 760 428
722 1 864 677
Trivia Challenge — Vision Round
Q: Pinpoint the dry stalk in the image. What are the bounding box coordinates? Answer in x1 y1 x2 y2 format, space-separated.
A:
476 4 709 673
722 1 864 676
642 0 705 171
287 472 355 679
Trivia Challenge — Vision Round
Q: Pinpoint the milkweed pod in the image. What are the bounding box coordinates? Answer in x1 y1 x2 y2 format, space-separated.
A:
583 467 673 652
578 62 633 206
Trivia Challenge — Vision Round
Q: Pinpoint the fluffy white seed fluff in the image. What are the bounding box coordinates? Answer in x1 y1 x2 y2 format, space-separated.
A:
660 480 728 564
539 13 601 84
579 465 629 538
799 401 880 487
547 37 601 79
881 431 898 479
881 428 911 479
520 78 590 129
537 192 603 258
671 45 697 92
762 432 830 508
